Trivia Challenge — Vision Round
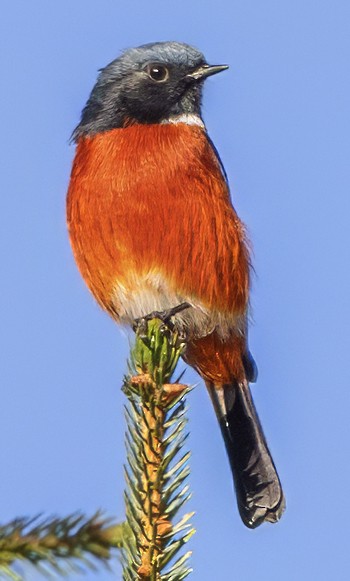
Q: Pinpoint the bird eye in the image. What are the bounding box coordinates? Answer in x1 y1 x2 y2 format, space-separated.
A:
147 64 169 82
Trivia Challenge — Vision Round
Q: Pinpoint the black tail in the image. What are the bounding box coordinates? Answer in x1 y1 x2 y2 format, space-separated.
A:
206 380 285 528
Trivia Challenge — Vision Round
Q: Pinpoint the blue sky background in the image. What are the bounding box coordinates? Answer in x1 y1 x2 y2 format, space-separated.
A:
1 1 350 579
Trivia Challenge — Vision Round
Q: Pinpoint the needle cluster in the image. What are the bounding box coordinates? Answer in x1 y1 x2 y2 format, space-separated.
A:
122 319 194 581
0 513 124 580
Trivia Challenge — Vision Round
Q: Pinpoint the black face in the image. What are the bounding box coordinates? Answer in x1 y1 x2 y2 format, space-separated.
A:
117 59 204 124
72 42 227 141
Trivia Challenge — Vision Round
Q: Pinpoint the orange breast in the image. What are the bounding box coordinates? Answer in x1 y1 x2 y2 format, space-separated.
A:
66 123 250 320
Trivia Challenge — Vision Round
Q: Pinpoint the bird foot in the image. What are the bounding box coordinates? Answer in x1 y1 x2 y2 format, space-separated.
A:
133 302 191 336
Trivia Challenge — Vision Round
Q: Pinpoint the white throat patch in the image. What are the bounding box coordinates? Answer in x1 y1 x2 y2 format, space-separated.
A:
161 113 205 129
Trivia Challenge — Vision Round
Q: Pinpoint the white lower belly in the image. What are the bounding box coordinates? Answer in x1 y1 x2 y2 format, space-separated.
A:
112 271 243 339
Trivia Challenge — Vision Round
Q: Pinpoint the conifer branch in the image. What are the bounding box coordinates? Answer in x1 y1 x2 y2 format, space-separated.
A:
0 319 194 580
0 513 124 580
122 319 195 580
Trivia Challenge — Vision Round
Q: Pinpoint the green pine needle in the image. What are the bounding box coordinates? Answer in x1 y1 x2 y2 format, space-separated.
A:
0 318 194 580
0 513 125 580
122 319 195 580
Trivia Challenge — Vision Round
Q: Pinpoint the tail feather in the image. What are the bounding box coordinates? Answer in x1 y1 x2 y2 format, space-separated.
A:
207 380 285 528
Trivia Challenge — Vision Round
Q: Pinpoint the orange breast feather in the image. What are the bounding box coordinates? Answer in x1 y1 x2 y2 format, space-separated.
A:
66 123 250 321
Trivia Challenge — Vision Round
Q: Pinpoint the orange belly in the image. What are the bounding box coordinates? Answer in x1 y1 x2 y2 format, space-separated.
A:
67 122 250 341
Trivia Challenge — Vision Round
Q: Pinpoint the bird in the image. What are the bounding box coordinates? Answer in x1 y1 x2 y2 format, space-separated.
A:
66 41 285 528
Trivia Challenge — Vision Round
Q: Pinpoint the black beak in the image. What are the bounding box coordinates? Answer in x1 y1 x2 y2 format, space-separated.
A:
186 64 229 81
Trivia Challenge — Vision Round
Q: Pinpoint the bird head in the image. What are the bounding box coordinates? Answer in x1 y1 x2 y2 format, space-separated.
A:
72 41 228 140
